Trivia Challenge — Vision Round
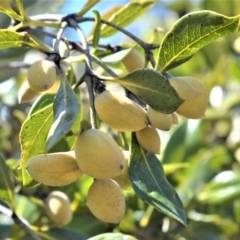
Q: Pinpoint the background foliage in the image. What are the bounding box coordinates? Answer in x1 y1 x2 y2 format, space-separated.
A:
1 0 240 240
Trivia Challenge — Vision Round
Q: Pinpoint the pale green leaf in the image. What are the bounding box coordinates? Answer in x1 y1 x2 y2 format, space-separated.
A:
76 0 100 17
129 133 187 226
156 11 240 72
0 30 40 50
100 0 155 38
110 68 183 114
92 10 102 50
0 0 23 21
0 152 14 210
46 75 80 152
101 48 133 64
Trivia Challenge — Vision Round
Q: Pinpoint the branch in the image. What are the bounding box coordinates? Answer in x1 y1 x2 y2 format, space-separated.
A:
0 203 42 240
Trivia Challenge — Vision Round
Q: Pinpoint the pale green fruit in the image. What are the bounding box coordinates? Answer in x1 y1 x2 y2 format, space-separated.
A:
95 89 149 132
27 60 56 92
74 129 125 179
147 107 172 131
169 76 200 100
112 151 132 190
45 191 72 226
122 48 144 72
87 179 126 224
175 77 209 118
136 126 161 154
26 151 82 186
18 80 38 104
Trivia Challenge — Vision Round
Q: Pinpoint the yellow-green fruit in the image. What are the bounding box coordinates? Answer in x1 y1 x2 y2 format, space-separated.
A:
175 77 208 119
26 151 82 186
122 48 144 72
136 126 161 154
147 107 172 131
45 191 72 226
169 77 200 100
112 151 132 190
74 129 125 179
27 60 56 92
87 179 125 224
95 90 149 132
18 80 39 104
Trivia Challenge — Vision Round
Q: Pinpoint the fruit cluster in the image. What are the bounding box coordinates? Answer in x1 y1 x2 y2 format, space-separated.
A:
24 51 209 225
26 128 129 224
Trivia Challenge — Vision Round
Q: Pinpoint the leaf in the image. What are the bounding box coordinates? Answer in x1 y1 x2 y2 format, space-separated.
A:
88 233 138 240
46 74 80 152
101 48 133 64
155 11 240 72
0 30 40 50
110 68 184 114
76 0 100 17
129 133 187 226
39 228 88 240
92 10 102 50
197 171 240 204
20 104 53 187
0 0 23 21
0 152 14 210
100 0 155 38
28 93 55 116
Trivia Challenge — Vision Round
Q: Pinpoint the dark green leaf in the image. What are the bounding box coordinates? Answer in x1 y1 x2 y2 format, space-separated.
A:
46 75 80 152
92 10 102 50
0 152 14 210
100 0 155 38
40 228 87 240
110 68 183 114
129 133 187 226
88 233 138 240
0 30 40 50
155 11 240 72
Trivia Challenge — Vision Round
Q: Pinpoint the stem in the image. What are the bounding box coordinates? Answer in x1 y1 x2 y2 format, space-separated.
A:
15 0 28 20
0 204 42 240
84 75 97 129
0 62 30 70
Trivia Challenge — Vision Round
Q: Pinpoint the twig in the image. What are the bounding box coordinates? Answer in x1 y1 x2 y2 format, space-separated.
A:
0 204 42 240
0 62 30 70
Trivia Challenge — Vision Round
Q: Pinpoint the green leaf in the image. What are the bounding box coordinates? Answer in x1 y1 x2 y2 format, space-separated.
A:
0 30 40 50
101 48 133 64
28 93 55 116
76 0 100 17
0 152 14 210
46 75 80 152
40 228 87 240
92 10 102 51
129 133 187 226
110 68 184 114
155 11 240 72
0 0 23 21
100 0 155 38
20 104 53 187
88 233 138 240
197 171 240 204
